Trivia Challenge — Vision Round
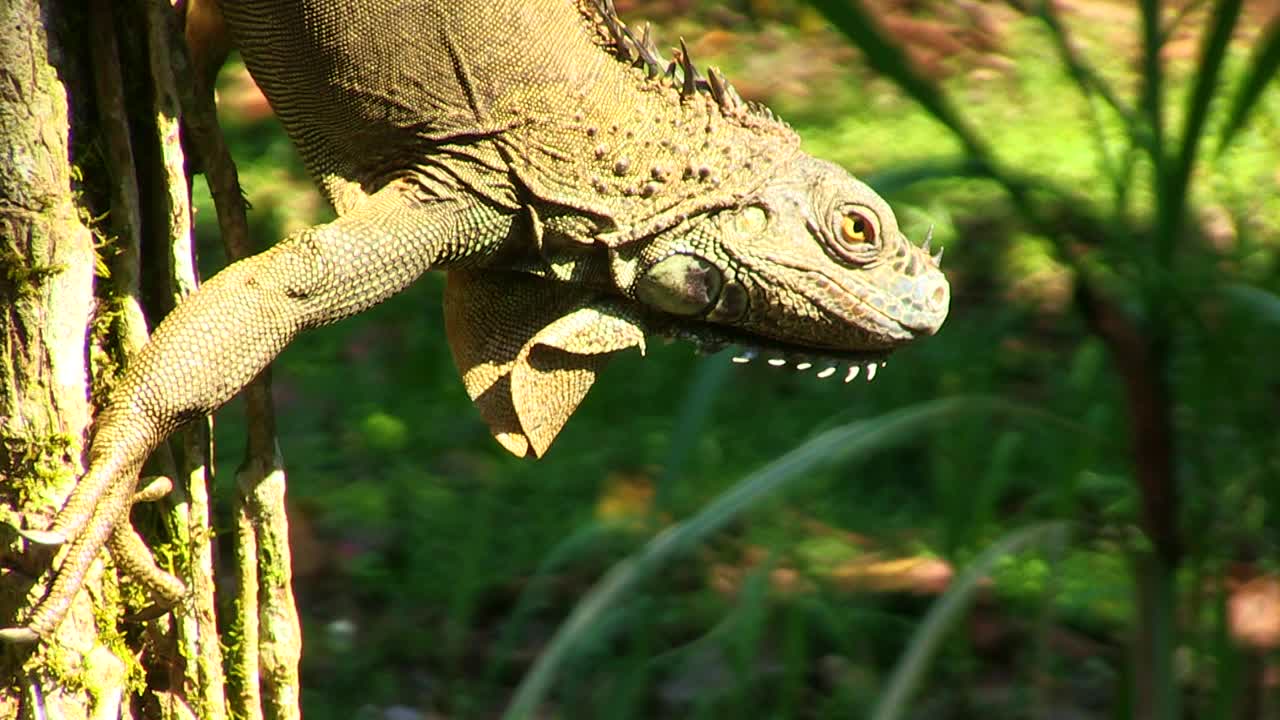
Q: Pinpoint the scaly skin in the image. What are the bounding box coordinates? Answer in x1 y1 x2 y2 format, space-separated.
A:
2 0 949 642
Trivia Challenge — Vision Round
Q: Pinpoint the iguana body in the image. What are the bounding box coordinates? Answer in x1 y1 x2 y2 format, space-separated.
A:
3 0 949 641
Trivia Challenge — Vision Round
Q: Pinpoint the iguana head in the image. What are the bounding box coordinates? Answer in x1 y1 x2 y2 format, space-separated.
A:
443 2 948 458
445 154 947 458
622 155 948 358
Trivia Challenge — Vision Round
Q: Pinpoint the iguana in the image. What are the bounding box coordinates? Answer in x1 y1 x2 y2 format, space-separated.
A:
2 0 949 642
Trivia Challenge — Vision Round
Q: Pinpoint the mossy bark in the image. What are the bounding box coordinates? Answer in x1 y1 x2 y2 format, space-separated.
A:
1 0 232 716
0 0 119 716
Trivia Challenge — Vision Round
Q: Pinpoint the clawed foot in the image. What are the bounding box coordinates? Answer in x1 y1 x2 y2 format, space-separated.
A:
1 474 184 643
131 475 174 504
2 474 172 550
108 519 188 609
123 602 177 624
0 626 39 644
11 528 68 548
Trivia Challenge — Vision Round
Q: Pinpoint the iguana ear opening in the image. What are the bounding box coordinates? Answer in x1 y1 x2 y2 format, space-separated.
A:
443 270 646 458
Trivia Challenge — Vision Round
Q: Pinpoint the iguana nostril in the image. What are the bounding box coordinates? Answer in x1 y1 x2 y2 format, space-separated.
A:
898 271 950 336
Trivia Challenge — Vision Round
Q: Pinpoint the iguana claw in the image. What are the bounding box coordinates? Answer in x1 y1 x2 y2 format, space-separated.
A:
0 627 40 644
123 603 175 624
13 528 67 547
132 476 174 504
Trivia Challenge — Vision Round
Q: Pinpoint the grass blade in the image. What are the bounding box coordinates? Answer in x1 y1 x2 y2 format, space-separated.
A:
1022 0 1149 192
1139 0 1174 266
503 396 1034 719
1161 0 1211 40
863 157 990 194
805 0 988 161
1133 552 1180 719
1139 0 1167 159
1030 0 1138 132
1224 283 1280 326
657 356 734 505
1216 18 1280 153
482 522 629 689
870 522 1069 720
804 0 1073 250
1171 0 1243 205
1208 571 1243 719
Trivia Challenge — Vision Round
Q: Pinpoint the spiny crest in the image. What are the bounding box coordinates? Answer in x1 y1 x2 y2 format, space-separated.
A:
587 0 785 126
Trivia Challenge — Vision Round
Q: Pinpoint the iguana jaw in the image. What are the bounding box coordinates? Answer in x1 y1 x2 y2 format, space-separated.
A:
641 312 892 375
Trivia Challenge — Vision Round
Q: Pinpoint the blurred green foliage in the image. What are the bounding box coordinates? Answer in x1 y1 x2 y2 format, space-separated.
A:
198 1 1280 717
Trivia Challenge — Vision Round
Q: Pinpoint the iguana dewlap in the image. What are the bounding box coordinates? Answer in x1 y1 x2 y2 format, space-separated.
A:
1 0 948 642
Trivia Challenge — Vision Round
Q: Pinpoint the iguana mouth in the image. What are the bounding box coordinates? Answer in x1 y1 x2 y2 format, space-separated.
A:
653 319 892 384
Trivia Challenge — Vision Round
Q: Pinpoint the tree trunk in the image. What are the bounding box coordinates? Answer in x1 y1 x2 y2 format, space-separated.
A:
0 0 233 716
0 0 117 716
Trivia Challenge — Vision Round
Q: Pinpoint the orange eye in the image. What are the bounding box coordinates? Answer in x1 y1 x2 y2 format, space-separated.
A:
840 213 874 245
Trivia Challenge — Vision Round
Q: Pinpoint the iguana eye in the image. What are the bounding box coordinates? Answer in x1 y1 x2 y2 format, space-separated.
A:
841 213 873 245
823 206 881 265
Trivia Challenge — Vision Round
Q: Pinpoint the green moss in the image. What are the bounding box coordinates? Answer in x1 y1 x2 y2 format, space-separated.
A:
87 292 133 399
30 641 87 695
72 153 133 400
221 595 251 720
257 532 289 590
79 213 114 282
172 602 209 720
91 582 146 697
0 431 76 510
0 248 63 297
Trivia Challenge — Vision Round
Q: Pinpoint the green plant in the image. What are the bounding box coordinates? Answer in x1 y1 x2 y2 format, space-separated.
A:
803 0 1280 716
502 397 1063 719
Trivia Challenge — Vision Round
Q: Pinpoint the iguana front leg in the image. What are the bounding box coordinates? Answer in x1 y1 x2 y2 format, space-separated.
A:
2 180 517 642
